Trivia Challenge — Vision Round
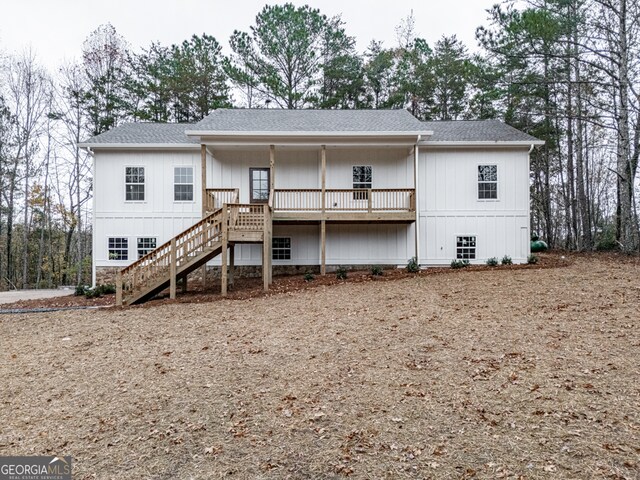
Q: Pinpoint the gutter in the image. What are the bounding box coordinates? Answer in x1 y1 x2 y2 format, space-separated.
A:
77 143 201 149
419 140 546 147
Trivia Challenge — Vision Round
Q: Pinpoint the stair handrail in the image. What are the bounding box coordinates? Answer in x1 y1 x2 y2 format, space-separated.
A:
117 208 224 304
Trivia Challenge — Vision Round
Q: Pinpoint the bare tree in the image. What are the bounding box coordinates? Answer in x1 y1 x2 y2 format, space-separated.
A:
5 50 50 287
55 62 93 285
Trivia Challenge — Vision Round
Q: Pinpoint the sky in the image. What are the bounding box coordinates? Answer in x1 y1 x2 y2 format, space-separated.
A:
0 0 500 71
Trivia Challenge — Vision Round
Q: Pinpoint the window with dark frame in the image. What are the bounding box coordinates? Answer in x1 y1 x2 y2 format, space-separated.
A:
250 168 270 203
137 237 157 259
174 167 194 201
456 236 476 260
125 167 145 201
478 165 498 200
353 165 372 200
272 237 291 260
108 237 128 261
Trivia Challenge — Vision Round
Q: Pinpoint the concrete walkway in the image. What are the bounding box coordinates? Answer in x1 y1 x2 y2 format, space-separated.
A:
0 289 74 305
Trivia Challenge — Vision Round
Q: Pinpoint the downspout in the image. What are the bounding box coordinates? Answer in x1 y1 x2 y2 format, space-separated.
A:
528 144 534 257
414 136 421 265
86 147 97 288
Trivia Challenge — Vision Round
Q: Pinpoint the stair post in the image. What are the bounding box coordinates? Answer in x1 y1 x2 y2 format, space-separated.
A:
262 204 270 290
221 207 229 296
116 271 123 306
170 238 177 300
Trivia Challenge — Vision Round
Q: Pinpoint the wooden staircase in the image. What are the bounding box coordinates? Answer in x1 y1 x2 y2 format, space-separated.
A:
116 201 272 306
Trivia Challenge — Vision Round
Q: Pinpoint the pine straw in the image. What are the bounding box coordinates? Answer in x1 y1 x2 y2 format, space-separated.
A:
0 255 638 479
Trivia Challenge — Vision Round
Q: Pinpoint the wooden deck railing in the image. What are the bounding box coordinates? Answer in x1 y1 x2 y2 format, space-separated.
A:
117 199 269 305
273 188 415 212
204 188 239 214
228 203 268 231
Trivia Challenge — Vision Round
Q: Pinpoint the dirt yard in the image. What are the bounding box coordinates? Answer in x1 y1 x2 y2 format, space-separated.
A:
0 254 638 479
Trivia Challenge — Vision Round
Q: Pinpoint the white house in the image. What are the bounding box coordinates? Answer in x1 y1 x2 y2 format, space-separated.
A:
79 109 543 305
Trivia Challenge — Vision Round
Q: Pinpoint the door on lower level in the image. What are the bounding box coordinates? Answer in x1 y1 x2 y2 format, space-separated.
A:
249 167 270 203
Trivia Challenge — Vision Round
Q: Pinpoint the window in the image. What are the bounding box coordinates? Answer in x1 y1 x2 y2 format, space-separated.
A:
272 237 291 260
353 165 372 200
478 165 498 200
250 168 270 203
137 237 157 259
456 236 476 260
174 167 194 201
108 237 128 261
125 167 145 201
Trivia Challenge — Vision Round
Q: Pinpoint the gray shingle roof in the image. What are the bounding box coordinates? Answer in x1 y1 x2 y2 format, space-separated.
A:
423 119 541 143
81 123 199 145
80 112 542 145
188 108 427 133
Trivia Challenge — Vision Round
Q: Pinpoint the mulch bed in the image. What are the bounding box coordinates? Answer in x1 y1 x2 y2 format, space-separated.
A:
0 253 566 311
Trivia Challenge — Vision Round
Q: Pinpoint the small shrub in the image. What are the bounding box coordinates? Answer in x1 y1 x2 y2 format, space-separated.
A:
336 266 348 280
486 257 499 267
450 259 470 269
84 287 101 299
406 257 419 273
371 265 384 276
303 272 315 282
501 255 513 265
75 284 88 296
97 283 116 295
527 254 538 265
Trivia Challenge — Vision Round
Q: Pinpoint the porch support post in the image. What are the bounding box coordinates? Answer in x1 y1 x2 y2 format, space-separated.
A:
169 238 177 300
321 220 326 276
201 264 207 289
414 143 420 263
221 208 228 296
269 145 275 191
321 145 326 213
201 144 207 216
263 204 271 290
321 145 326 276
181 274 188 293
229 243 235 286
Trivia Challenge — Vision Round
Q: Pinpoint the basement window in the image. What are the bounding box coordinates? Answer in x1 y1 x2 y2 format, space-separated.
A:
137 237 157 259
456 236 476 260
272 237 291 260
353 165 372 200
478 165 498 200
108 237 128 261
174 167 194 201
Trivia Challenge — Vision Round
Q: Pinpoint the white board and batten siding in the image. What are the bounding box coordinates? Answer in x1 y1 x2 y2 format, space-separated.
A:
93 149 201 268
207 147 415 266
419 147 531 265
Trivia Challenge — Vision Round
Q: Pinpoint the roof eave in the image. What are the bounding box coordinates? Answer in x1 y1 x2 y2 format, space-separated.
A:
78 143 201 149
185 130 433 137
419 140 545 147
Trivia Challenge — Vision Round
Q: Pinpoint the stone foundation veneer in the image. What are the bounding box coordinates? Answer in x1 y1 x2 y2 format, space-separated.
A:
95 264 397 286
